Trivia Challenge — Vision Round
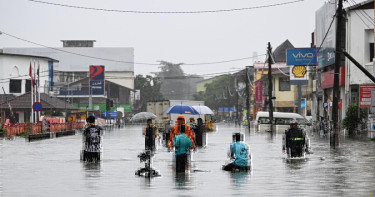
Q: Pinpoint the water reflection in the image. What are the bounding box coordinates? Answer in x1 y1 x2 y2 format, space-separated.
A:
229 171 250 188
82 162 102 178
174 172 192 190
283 157 308 170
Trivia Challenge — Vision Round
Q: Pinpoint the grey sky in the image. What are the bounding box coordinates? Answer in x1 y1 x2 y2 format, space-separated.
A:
0 0 356 77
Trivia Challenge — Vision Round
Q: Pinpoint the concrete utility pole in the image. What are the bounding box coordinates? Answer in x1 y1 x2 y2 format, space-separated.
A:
245 66 251 132
267 42 274 133
332 0 344 147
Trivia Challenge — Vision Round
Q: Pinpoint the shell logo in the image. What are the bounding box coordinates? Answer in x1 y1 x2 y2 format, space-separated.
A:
292 66 307 78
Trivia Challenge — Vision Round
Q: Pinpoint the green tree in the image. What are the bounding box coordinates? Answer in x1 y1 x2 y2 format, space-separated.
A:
157 61 191 100
342 104 368 136
193 74 236 113
134 75 164 111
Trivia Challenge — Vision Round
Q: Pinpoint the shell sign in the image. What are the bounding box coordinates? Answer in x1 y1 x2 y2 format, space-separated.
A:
290 65 308 80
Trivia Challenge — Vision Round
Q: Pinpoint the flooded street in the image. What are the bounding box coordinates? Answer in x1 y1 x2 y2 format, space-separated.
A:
1 124 375 196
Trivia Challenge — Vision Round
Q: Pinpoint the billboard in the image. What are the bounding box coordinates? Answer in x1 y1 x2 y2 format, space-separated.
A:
286 48 316 66
90 65 105 95
359 84 375 107
320 66 345 89
316 0 336 68
290 66 309 81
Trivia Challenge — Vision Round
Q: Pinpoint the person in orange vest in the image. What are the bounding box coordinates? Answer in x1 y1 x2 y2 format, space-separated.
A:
168 115 195 151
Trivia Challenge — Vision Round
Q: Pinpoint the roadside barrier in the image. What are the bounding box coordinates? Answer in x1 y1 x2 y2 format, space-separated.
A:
2 122 85 137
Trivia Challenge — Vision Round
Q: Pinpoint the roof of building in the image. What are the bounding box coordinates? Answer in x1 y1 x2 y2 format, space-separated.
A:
0 52 59 62
345 0 373 11
272 39 295 63
0 92 78 110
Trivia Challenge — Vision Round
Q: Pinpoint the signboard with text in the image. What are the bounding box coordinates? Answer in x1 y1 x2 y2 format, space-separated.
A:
360 84 375 107
89 65 105 95
255 81 263 104
286 48 316 66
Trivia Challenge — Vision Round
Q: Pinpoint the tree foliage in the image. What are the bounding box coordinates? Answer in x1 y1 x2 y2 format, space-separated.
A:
157 61 191 100
134 75 164 111
342 104 368 136
193 74 237 112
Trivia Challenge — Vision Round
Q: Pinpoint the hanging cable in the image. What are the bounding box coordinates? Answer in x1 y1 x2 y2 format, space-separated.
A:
27 0 305 14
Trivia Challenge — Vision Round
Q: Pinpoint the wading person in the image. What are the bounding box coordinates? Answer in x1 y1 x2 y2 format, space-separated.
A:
168 115 195 150
143 119 158 151
82 116 103 162
192 118 206 147
172 126 193 173
283 119 309 158
223 133 251 171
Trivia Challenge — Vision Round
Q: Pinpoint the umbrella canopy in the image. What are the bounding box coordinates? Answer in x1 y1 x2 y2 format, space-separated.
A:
163 104 199 115
192 105 214 114
130 112 157 121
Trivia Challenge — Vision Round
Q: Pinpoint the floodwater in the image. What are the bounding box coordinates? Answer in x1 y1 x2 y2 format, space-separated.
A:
1 124 375 196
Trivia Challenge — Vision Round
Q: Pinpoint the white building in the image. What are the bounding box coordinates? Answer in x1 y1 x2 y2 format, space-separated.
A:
4 40 135 90
345 0 374 105
0 52 57 95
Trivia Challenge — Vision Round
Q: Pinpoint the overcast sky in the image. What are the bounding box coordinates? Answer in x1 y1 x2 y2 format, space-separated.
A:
0 0 362 77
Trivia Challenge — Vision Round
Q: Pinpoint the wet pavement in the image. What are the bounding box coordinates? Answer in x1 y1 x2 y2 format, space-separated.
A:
1 124 375 196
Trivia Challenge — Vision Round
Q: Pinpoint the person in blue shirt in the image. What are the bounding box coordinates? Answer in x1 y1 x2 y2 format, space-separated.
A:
223 133 250 171
172 124 193 173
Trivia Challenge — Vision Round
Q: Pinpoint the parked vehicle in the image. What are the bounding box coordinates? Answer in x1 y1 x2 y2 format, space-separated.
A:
254 111 309 133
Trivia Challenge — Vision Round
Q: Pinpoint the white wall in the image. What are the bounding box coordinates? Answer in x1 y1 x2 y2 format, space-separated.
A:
0 55 50 95
106 71 134 89
4 47 134 72
346 9 375 85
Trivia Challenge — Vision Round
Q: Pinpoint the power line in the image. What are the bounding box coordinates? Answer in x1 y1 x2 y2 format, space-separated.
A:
28 0 305 14
0 30 265 66
349 0 374 25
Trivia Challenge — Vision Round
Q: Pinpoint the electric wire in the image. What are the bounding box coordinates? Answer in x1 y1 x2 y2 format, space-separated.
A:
0 30 265 66
27 0 305 14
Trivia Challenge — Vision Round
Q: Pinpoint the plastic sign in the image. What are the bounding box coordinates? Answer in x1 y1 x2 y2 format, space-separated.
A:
290 66 308 81
286 48 317 66
32 102 42 111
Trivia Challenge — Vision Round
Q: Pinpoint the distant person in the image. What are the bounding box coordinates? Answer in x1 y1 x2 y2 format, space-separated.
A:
82 116 103 162
223 133 251 171
164 120 172 147
172 125 193 173
187 117 196 128
169 115 195 150
143 119 158 151
283 119 309 158
192 118 206 147
320 117 325 135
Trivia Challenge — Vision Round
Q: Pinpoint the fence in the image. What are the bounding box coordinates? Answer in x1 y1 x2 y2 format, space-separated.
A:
2 122 85 137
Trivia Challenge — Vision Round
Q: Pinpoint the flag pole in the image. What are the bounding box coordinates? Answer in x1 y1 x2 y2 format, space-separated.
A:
38 61 41 122
30 60 34 123
34 60 36 123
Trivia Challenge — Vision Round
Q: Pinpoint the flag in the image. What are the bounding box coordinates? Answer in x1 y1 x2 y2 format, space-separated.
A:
29 62 35 87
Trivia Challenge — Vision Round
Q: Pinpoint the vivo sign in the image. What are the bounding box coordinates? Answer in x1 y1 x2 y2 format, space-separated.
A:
286 48 317 66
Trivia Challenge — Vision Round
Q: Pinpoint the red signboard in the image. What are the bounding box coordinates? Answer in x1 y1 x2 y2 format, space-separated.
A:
359 84 375 107
255 81 263 104
320 66 345 89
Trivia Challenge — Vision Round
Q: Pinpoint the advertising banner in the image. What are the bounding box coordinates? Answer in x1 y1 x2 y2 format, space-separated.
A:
359 84 375 107
286 48 317 66
290 66 309 81
316 0 336 68
89 65 105 95
255 81 263 104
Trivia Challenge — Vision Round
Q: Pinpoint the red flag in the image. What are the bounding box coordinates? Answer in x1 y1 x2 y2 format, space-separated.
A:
29 62 35 86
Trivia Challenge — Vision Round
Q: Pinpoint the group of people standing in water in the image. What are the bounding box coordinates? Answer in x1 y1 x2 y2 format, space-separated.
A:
81 115 309 174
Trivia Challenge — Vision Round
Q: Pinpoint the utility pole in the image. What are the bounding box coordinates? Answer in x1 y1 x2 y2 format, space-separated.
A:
245 66 251 132
267 42 274 133
332 0 343 147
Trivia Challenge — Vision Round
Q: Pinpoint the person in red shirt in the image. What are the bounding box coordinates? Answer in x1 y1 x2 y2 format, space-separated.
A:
168 115 195 150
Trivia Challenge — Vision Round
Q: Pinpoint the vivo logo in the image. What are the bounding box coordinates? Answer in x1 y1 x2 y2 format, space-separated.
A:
292 52 315 59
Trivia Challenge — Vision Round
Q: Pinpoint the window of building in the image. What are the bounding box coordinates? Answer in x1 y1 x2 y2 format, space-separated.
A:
9 79 22 93
279 77 290 91
25 80 31 92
